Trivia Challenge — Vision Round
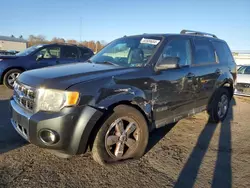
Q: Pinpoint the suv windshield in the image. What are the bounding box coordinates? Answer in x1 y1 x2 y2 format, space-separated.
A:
90 36 162 67
16 45 44 56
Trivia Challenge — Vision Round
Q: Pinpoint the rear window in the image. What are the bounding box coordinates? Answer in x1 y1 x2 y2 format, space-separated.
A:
61 46 78 59
79 47 93 58
193 39 216 65
212 41 234 64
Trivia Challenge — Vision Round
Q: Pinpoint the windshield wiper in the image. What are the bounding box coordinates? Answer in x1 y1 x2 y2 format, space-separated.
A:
95 61 120 66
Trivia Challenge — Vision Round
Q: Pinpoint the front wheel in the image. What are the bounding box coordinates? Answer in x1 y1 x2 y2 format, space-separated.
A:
92 105 149 165
3 69 22 89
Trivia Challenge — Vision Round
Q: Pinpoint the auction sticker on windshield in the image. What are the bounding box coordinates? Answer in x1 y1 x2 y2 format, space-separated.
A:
140 38 160 45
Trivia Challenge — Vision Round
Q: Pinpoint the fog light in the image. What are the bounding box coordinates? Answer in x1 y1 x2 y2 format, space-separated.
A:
39 129 59 144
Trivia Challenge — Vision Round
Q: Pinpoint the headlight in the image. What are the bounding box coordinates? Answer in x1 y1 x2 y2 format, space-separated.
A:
0 59 3 61
37 88 80 112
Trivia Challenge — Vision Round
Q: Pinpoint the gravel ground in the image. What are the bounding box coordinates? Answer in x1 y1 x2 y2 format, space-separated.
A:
0 85 250 188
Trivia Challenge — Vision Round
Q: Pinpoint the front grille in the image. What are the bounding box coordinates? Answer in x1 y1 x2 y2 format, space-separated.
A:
13 82 36 112
236 83 250 89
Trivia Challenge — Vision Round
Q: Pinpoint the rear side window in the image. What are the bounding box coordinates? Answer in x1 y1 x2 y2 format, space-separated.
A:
61 46 78 59
212 41 234 64
79 47 93 58
193 39 216 65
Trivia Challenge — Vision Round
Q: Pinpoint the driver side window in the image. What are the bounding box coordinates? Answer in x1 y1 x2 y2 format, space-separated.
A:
34 47 60 59
160 39 192 66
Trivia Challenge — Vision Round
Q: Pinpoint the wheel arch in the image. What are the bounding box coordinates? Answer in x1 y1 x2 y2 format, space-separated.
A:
207 77 234 113
1 66 26 82
84 98 153 154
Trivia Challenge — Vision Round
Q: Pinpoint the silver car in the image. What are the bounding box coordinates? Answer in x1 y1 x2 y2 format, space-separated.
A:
235 65 250 96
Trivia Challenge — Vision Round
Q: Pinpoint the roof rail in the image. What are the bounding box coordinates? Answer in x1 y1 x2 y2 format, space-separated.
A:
180 29 218 38
51 42 78 46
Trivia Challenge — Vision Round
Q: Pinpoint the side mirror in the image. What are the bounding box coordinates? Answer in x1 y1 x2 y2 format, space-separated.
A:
155 57 180 71
36 54 43 61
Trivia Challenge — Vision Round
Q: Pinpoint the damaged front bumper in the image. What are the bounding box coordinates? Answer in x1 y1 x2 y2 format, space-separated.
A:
10 99 104 156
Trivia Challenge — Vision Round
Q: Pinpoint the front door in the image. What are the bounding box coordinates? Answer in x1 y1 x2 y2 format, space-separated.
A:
153 37 196 128
29 46 61 69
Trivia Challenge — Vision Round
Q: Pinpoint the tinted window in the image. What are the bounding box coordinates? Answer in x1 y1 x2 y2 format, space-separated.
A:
194 39 215 65
245 67 250 74
34 46 60 59
61 46 78 59
212 41 234 64
238 66 250 74
160 38 192 66
79 47 93 58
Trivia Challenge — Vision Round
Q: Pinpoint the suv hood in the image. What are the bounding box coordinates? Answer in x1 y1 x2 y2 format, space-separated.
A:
18 63 136 90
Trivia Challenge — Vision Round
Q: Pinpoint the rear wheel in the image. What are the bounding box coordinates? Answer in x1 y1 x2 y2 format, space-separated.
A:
208 88 230 123
3 69 22 89
92 105 149 165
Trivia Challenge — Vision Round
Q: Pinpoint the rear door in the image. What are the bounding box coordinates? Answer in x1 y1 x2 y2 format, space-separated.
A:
212 40 236 81
59 46 79 64
190 38 221 109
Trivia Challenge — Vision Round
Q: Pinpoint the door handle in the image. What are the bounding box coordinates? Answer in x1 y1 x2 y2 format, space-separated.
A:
215 69 222 75
186 73 195 79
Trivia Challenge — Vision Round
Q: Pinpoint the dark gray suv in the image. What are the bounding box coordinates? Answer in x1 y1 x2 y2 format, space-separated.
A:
10 30 236 165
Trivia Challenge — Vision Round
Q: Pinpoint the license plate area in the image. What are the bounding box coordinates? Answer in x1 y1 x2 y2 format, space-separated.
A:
12 107 30 140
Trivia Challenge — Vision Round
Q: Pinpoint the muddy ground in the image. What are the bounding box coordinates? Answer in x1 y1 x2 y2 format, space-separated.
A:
0 85 249 188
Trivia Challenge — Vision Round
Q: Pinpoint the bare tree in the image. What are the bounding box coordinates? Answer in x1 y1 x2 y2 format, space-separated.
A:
66 39 77 44
51 37 65 43
27 35 106 51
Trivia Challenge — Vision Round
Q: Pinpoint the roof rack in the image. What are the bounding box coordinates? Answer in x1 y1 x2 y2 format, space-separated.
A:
180 29 217 38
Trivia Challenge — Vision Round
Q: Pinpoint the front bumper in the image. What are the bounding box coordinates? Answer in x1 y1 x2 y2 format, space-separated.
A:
10 99 103 155
234 90 250 97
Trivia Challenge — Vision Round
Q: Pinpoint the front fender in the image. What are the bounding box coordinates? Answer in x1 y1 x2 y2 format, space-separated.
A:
75 91 153 154
96 88 152 117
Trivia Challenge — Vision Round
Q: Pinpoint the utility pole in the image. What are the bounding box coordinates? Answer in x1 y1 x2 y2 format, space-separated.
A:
95 42 98 53
80 17 82 42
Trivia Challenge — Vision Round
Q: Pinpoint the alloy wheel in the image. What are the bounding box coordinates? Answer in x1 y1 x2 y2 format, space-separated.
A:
7 72 20 87
105 117 139 159
217 94 229 119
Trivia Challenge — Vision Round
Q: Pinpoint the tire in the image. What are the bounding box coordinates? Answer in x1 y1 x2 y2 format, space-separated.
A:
3 69 22 89
208 87 230 123
92 105 149 165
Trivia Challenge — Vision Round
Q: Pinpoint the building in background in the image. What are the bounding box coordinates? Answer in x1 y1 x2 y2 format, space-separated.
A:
0 35 27 52
233 50 250 66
